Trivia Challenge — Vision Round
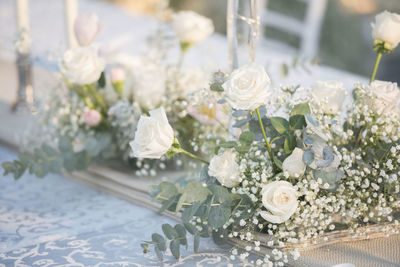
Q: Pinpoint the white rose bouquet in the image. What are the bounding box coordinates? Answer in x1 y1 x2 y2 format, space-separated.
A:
138 56 400 264
3 10 225 179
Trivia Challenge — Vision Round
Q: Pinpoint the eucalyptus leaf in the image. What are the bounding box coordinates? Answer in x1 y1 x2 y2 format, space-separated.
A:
58 136 73 153
176 182 210 212
232 110 248 117
183 223 198 235
162 224 179 240
208 203 231 228
170 239 180 259
158 195 177 213
174 224 187 246
158 181 179 199
235 145 250 154
182 202 202 223
154 246 163 261
239 131 255 146
233 118 251 128
219 141 237 148
208 185 232 205
152 233 166 251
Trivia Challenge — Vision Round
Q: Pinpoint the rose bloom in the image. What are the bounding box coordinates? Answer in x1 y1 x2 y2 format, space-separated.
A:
208 149 240 188
372 11 400 49
172 11 214 44
129 107 174 159
83 109 101 126
282 148 306 177
60 46 105 85
74 14 101 46
222 63 271 110
365 80 400 116
187 100 227 126
259 181 298 224
311 81 346 114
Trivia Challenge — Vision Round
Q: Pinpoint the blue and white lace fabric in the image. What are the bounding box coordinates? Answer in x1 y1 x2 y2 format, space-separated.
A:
0 146 250 266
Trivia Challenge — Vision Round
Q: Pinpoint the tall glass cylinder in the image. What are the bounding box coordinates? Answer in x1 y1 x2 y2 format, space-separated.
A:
226 0 260 137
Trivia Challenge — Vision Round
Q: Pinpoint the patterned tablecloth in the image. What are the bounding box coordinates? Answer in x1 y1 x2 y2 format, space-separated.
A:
0 145 254 267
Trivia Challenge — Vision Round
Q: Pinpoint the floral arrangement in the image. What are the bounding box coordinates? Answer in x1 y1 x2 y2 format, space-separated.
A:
2 10 228 179
130 11 400 265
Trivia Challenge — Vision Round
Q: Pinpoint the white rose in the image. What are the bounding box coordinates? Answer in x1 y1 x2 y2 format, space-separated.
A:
60 46 105 85
372 11 400 49
282 148 306 177
365 80 400 116
222 63 271 110
74 14 101 46
312 81 346 114
172 11 214 44
208 150 240 188
129 107 174 159
259 181 298 224
131 61 166 110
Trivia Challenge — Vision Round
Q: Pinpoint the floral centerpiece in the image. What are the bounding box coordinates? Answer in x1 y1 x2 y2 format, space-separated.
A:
131 11 400 265
2 10 228 179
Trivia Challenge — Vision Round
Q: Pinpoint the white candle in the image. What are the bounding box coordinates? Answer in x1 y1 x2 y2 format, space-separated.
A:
65 0 78 48
15 0 31 54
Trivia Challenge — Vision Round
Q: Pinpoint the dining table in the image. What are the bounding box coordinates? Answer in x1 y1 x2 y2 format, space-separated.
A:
2 1 398 266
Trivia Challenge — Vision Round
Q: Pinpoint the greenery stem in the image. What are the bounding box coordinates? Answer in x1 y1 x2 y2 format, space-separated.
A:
256 107 276 170
370 52 382 83
178 148 209 165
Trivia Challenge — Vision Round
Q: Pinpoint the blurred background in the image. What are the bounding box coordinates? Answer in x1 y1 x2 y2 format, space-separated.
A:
108 0 400 82
0 0 399 108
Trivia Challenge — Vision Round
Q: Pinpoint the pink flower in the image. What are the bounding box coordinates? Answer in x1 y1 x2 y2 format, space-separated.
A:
187 100 227 126
74 14 101 46
83 109 101 126
110 67 126 82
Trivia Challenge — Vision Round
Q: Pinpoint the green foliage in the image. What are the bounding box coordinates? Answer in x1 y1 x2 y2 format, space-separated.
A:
2 136 92 179
290 102 311 116
176 181 211 212
145 180 255 261
239 131 255 146
270 117 290 134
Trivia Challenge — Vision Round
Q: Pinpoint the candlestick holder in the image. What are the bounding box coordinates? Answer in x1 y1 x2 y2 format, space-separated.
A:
12 29 34 112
